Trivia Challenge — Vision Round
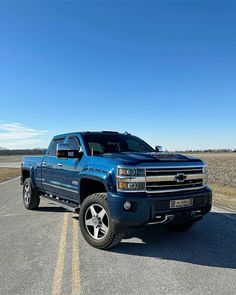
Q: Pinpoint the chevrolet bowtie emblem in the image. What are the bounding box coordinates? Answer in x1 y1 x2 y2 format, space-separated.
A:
175 173 187 183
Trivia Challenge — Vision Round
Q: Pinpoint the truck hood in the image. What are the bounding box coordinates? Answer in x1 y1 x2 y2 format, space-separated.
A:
96 152 202 166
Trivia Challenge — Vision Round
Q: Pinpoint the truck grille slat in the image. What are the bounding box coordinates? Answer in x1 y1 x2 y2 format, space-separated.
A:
146 168 202 176
145 166 206 193
146 181 203 188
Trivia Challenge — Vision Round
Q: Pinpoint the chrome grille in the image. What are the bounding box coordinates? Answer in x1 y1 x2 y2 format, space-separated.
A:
145 166 206 193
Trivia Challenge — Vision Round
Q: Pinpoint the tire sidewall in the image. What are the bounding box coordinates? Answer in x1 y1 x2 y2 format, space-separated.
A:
79 193 115 248
23 178 32 209
22 178 40 210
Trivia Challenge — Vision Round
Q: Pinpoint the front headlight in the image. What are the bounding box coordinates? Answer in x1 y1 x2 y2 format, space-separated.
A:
117 168 145 177
117 181 145 191
118 168 137 176
117 167 145 192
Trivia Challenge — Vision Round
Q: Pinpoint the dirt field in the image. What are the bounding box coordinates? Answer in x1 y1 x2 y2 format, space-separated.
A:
187 153 236 186
186 153 236 211
0 168 21 183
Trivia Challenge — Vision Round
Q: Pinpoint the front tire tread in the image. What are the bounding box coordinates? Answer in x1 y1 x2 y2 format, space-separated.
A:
79 193 124 249
23 178 40 210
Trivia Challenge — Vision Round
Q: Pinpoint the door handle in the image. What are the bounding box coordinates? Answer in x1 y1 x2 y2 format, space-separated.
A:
58 163 63 167
42 161 47 167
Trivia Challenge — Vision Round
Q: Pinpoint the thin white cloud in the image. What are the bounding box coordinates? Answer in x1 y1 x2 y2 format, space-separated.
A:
0 122 48 149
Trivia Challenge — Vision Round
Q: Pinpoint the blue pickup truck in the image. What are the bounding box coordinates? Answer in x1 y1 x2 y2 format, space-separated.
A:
21 131 212 249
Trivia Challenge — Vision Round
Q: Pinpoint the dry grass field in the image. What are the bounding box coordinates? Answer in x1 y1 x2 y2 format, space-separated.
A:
0 168 21 183
188 153 236 186
186 153 236 211
0 155 37 182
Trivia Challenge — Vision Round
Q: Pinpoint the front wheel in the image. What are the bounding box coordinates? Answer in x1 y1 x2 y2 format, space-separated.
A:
79 193 124 249
23 178 40 210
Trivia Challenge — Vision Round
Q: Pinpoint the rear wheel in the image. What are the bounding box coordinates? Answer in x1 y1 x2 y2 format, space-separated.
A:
167 221 194 232
79 193 124 249
23 178 40 210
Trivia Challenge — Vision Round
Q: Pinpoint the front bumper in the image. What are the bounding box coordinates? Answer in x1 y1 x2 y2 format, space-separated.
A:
108 187 212 233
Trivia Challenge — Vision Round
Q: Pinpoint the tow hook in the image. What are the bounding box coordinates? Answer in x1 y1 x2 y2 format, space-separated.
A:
149 214 174 224
192 209 203 218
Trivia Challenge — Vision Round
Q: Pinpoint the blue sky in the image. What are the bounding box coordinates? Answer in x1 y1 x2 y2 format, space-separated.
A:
0 1 235 150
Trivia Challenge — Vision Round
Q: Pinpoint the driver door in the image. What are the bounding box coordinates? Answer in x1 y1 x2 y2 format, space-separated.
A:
56 136 83 201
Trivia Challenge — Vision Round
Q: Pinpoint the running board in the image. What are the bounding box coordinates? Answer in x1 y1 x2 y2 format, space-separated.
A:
41 194 80 213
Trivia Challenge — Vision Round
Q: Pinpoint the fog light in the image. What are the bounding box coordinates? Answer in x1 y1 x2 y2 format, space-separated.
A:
124 201 132 210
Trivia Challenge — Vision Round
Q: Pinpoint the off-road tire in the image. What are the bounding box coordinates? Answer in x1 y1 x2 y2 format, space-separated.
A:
167 221 194 232
79 193 124 249
23 178 40 210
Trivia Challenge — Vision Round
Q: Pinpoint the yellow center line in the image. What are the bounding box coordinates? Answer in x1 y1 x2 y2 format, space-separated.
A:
52 212 69 295
72 216 80 295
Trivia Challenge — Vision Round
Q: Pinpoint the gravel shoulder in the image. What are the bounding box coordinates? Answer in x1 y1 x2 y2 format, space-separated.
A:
210 183 236 211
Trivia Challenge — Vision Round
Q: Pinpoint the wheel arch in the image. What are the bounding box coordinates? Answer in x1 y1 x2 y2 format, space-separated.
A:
22 168 31 183
21 167 37 189
79 177 108 204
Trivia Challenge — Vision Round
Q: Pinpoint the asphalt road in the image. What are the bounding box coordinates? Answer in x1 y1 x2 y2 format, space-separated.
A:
0 178 236 295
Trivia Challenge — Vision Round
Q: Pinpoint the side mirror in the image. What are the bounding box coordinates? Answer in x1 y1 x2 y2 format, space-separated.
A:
78 147 83 160
155 145 163 152
68 147 83 159
57 143 69 158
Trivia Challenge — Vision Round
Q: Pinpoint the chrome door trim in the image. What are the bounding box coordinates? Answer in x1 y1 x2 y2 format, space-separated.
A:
42 182 78 193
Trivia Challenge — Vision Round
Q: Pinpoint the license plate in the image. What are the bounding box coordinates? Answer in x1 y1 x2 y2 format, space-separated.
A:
170 198 193 209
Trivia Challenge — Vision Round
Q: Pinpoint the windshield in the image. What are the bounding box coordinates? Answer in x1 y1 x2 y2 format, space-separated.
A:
83 133 154 155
